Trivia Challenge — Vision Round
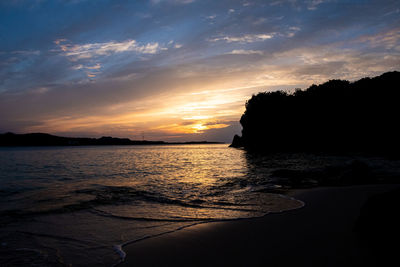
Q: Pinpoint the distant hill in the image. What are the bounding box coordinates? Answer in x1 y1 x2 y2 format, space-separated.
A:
0 133 222 146
231 71 400 154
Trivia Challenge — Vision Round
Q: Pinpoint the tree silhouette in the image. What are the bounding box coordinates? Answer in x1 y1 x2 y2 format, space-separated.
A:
231 71 400 154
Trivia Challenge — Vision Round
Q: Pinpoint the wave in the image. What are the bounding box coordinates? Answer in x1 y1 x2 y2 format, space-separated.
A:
74 185 269 213
89 208 208 223
0 184 300 225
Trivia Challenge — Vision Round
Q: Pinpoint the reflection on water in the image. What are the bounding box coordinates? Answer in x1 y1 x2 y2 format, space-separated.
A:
4 145 394 266
0 145 302 220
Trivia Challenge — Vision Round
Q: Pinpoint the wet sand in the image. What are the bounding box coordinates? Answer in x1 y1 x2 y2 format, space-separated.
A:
120 184 399 267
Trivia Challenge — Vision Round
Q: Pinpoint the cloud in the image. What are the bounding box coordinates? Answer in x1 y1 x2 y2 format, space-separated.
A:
307 0 327 10
227 49 264 55
286 26 301 37
11 50 41 56
85 63 101 70
54 39 67 45
253 17 267 25
356 27 400 50
151 0 195 5
2 37 398 141
209 33 275 43
31 87 49 94
270 43 400 82
206 14 217 19
54 39 162 60
53 39 162 78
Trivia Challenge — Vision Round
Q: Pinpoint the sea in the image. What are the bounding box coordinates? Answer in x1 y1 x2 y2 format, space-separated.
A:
0 144 398 266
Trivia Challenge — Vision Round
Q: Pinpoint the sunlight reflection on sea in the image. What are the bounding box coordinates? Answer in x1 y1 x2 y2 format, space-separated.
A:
2 144 369 266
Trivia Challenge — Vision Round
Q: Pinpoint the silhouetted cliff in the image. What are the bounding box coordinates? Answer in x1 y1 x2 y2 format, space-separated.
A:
231 71 400 154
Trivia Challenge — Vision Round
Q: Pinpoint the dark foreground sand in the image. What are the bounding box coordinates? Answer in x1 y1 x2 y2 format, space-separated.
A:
121 184 399 267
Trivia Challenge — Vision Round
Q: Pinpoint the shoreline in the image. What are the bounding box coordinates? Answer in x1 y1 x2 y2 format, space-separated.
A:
0 132 225 147
112 192 305 266
120 184 399 267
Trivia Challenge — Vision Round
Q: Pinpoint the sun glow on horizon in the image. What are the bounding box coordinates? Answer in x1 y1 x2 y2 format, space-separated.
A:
1 0 398 142
23 83 248 140
190 123 208 132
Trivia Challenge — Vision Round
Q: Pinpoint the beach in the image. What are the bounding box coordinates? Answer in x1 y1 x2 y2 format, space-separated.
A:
121 184 399 267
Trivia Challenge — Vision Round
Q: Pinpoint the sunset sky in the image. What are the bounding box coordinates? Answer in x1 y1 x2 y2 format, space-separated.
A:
1 0 399 142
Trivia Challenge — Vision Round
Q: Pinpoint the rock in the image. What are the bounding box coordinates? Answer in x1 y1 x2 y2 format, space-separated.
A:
229 134 243 148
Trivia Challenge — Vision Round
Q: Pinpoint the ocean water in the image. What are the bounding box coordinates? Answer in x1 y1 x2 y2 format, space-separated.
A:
1 144 397 266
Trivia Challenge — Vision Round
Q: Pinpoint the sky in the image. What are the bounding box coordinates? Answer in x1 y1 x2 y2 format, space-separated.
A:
0 0 399 142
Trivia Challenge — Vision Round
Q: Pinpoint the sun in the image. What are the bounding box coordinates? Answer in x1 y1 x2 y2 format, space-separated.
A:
191 123 208 133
